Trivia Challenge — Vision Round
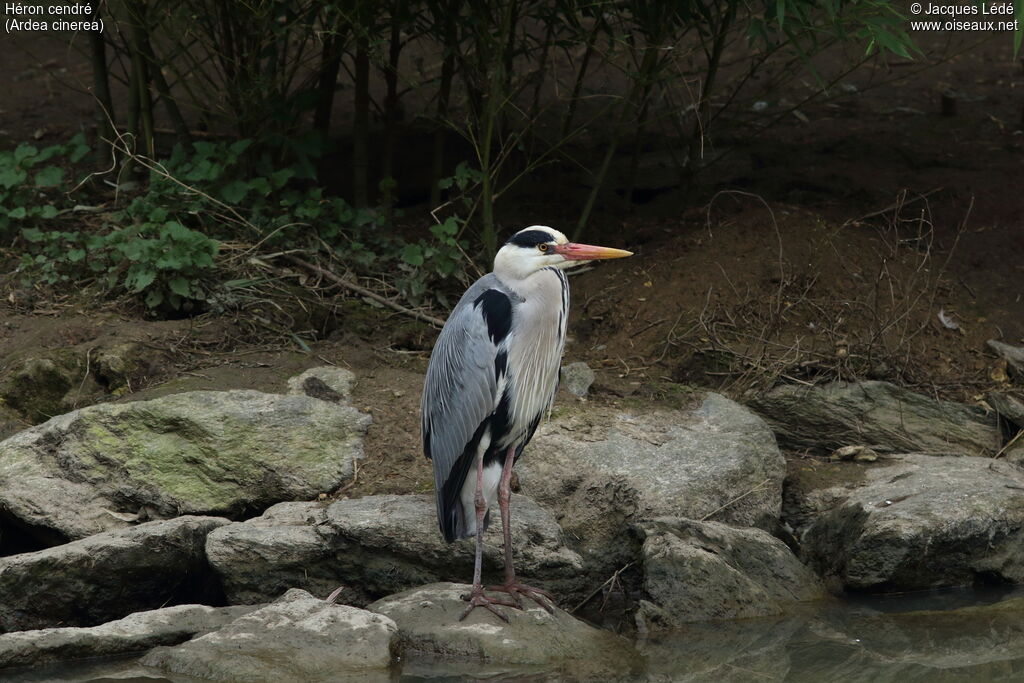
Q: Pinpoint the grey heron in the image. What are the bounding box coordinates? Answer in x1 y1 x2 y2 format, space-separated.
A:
421 226 632 621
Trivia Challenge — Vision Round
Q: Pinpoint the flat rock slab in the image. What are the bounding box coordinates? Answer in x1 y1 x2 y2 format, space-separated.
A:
286 366 356 401
207 494 583 606
791 454 1024 590
749 380 999 456
0 604 256 670
517 393 785 574
637 518 825 628
142 589 398 682
0 516 228 633
369 582 640 679
0 388 370 543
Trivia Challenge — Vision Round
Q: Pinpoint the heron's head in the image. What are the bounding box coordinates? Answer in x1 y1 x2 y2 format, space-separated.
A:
494 226 632 280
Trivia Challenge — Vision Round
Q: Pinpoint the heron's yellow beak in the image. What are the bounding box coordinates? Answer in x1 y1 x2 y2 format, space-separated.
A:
554 242 633 261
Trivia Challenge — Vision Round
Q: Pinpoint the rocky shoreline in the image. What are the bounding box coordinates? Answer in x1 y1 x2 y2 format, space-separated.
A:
1 361 1023 680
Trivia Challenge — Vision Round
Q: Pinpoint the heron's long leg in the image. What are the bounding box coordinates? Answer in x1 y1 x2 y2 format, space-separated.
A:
460 454 516 622
470 453 486 589
498 446 517 584
486 446 555 613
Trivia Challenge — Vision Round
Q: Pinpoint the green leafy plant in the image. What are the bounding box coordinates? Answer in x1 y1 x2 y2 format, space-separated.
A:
0 134 88 235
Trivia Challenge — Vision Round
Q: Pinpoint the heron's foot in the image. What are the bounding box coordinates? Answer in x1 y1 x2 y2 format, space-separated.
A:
485 581 556 614
459 586 519 623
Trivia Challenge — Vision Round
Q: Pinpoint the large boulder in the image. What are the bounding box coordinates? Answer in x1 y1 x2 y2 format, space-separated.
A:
205 501 334 605
142 589 398 682
368 582 640 679
787 454 1024 591
748 381 999 456
207 494 584 606
0 604 256 670
516 393 785 575
0 516 228 633
636 518 825 629
0 389 370 543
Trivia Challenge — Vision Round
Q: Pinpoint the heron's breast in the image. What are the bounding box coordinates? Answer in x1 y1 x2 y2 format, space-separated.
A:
502 272 568 441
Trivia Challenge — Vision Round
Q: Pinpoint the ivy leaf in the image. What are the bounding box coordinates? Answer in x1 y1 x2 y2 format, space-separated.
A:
167 277 192 298
0 166 27 189
401 243 424 267
221 180 249 204
270 168 295 190
127 269 157 292
144 288 164 308
21 226 44 241
13 144 37 164
250 177 271 195
34 166 63 188
8 207 27 219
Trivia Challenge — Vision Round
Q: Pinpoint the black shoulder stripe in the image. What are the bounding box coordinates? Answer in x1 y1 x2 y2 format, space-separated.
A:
495 349 508 381
507 229 554 247
474 289 512 344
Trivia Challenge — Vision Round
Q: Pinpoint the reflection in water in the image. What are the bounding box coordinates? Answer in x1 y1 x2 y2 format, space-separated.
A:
8 587 1024 682
642 586 1024 682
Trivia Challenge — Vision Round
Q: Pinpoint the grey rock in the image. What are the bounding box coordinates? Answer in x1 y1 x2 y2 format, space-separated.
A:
0 355 80 424
748 380 999 456
517 393 785 575
0 604 256 670
988 339 1024 376
635 518 825 629
207 494 583 606
0 389 370 543
790 454 1024 591
987 391 1024 428
988 391 1024 464
205 501 334 605
142 589 397 682
1005 441 1024 465
0 516 228 633
286 365 356 401
368 582 639 679
560 361 595 398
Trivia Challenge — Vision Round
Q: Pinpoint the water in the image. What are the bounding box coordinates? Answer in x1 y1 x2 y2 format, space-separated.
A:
8 587 1024 682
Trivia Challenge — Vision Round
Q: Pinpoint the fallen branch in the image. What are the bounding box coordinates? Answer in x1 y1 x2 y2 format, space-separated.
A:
570 561 634 614
283 255 446 329
995 430 1023 460
846 188 944 225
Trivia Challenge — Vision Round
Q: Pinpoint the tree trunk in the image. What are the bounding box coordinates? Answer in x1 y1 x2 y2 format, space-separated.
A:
381 2 403 224
352 34 370 208
88 4 115 148
313 28 345 134
429 0 461 208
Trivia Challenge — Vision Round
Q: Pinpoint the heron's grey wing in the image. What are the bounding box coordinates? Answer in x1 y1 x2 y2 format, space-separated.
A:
421 277 510 540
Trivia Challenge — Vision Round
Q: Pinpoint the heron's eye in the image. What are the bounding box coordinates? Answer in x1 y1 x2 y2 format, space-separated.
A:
538 243 550 253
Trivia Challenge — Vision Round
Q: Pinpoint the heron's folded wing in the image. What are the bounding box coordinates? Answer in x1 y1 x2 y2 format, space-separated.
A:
421 284 507 498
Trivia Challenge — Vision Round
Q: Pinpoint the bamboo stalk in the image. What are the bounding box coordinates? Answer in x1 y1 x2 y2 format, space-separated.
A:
88 3 115 148
352 33 370 208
